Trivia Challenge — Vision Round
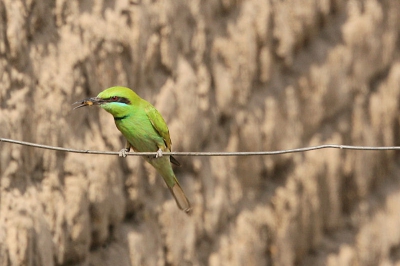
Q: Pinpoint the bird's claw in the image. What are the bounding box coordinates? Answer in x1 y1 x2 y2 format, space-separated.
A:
119 148 129 158
155 148 163 158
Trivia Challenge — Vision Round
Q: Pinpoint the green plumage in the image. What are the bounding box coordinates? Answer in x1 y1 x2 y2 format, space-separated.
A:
75 86 191 214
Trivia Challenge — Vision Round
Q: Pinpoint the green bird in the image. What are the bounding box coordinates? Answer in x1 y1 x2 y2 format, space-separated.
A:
74 86 192 214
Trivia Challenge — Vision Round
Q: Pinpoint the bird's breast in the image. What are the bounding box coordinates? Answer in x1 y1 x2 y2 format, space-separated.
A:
115 117 160 152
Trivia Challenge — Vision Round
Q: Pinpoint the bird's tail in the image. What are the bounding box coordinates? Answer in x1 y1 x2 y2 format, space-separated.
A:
149 156 192 214
168 179 192 214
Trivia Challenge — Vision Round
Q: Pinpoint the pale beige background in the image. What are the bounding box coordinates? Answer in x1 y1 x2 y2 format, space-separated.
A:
1 0 400 265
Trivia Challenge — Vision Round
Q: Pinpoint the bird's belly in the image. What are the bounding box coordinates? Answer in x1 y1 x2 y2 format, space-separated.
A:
116 120 159 152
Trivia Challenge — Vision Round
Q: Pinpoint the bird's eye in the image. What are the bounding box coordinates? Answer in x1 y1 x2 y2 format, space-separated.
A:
111 96 118 101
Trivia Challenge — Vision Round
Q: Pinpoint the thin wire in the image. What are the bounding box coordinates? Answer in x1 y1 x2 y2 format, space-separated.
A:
1 137 399 157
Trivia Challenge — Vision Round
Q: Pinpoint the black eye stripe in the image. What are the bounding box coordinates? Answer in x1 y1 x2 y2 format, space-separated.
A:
107 96 130 104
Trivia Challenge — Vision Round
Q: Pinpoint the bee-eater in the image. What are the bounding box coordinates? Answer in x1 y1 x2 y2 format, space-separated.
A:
74 86 192 214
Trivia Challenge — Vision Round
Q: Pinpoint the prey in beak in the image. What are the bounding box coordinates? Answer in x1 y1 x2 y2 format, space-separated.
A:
73 97 102 110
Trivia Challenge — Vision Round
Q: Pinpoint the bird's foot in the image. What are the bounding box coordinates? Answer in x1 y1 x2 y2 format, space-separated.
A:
155 148 163 158
119 148 129 158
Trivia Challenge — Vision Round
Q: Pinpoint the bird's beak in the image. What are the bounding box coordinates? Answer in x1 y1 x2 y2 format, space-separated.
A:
73 97 102 110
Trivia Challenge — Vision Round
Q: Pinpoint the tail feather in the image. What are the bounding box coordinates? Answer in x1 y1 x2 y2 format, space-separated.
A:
169 182 192 215
148 156 191 214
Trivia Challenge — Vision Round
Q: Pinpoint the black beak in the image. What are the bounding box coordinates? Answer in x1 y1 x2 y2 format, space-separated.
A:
73 97 102 110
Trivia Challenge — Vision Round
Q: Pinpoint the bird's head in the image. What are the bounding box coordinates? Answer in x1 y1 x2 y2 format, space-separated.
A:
74 86 140 117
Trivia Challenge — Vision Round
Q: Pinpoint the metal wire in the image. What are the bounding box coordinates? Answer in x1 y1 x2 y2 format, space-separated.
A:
1 137 399 157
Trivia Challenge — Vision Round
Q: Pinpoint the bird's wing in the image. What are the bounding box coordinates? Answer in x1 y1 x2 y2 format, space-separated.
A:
145 104 172 151
145 105 181 166
145 104 181 166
